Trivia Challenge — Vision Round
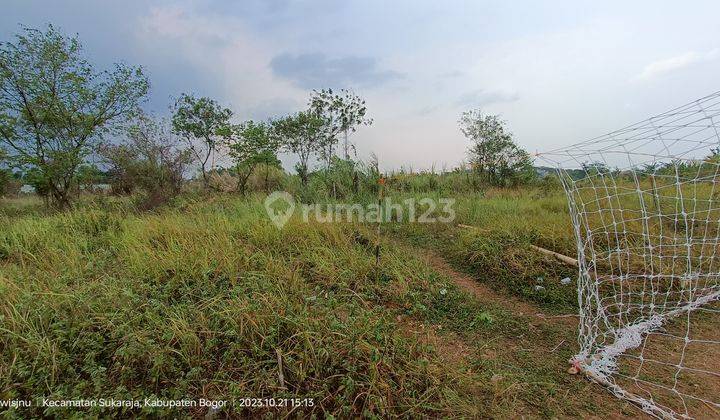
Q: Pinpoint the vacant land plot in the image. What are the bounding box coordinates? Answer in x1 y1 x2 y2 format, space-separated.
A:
0 191 648 417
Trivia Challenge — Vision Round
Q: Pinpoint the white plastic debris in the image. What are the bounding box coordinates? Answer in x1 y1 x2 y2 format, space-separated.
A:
561 277 572 285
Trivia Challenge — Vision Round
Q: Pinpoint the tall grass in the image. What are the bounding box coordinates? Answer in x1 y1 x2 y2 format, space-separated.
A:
0 196 493 417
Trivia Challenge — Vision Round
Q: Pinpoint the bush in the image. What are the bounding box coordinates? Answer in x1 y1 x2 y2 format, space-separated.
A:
0 169 21 197
247 164 288 193
101 115 191 208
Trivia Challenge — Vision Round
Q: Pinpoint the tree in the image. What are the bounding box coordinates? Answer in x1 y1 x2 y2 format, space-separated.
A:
459 110 534 187
0 25 148 208
309 88 372 163
171 93 233 189
101 114 191 206
272 111 324 186
225 120 280 195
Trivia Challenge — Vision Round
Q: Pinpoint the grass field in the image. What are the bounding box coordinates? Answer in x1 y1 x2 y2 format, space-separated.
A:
0 189 646 418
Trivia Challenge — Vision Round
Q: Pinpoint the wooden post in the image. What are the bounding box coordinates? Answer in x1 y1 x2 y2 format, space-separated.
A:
528 244 579 267
376 177 385 265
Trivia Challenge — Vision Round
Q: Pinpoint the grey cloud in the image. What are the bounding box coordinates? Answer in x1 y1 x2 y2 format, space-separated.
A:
454 89 520 108
270 53 403 89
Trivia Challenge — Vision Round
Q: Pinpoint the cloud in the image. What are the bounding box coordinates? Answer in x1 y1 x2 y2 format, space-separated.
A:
142 6 232 48
139 5 305 112
454 89 520 108
635 49 719 81
270 53 403 89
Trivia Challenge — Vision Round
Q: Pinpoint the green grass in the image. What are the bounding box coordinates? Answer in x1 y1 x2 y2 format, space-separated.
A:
0 196 484 417
0 191 635 418
387 188 579 312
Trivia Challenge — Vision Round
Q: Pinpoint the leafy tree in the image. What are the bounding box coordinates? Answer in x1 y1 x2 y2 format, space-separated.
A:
101 114 191 207
308 89 372 197
460 110 534 187
309 88 372 163
272 111 324 186
225 120 280 195
171 93 233 189
0 25 148 208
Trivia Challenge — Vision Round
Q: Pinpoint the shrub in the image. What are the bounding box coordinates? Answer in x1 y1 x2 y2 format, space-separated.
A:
0 169 21 197
101 115 191 208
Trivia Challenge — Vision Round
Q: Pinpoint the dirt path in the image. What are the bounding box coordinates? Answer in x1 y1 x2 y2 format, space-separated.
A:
421 249 577 327
408 246 647 418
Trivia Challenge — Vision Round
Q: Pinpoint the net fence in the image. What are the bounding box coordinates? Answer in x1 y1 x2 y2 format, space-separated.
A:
538 92 720 419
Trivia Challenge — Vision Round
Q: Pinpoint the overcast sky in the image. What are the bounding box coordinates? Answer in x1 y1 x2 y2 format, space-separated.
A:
2 0 720 171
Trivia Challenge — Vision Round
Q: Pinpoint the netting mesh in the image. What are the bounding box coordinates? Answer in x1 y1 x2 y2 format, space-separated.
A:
539 92 720 419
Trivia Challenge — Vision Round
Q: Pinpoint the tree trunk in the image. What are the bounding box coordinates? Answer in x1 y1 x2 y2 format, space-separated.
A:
298 162 308 186
201 165 209 188
265 164 270 193
237 164 255 196
200 142 214 190
52 189 70 209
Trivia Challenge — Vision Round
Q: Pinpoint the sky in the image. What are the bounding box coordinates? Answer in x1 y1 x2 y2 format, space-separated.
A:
2 0 720 171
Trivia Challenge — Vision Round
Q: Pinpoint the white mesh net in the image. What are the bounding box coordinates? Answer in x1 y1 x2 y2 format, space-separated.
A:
539 92 720 419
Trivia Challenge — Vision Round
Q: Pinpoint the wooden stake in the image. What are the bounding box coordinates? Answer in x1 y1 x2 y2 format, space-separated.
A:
528 244 579 267
376 177 385 265
276 348 286 389
456 223 579 267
